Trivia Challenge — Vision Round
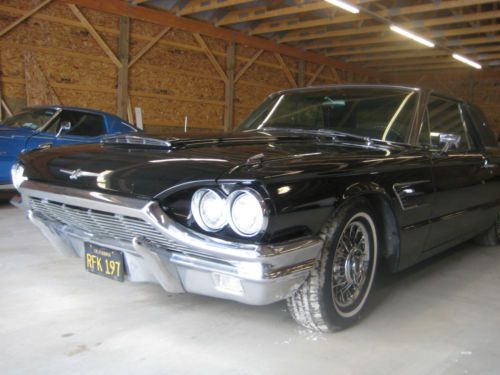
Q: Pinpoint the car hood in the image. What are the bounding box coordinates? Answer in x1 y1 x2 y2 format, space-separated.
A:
20 131 401 198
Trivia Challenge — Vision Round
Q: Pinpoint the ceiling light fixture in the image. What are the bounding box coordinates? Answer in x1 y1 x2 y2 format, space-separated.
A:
390 25 435 48
452 53 482 69
324 0 359 14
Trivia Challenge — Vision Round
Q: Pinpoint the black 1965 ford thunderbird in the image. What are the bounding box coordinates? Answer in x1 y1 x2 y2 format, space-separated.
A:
13 85 500 332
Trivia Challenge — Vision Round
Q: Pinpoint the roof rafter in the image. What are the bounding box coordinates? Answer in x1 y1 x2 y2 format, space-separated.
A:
253 0 496 36
306 24 500 51
178 0 255 16
216 0 377 27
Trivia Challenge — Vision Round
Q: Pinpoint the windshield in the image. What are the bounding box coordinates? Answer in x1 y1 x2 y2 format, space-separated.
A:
238 87 418 143
2 108 57 131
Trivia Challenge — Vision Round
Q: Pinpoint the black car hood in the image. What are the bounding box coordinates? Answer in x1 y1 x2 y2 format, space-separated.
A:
20 131 398 198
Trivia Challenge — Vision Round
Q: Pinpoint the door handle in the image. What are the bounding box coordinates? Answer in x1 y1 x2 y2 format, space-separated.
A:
482 159 497 169
36 142 53 150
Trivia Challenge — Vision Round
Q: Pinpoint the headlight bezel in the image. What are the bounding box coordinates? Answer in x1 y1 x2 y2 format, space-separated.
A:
190 188 228 232
190 186 268 238
226 188 268 238
11 163 27 191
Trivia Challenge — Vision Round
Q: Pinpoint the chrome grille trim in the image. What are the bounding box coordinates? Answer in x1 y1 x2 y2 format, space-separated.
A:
29 197 193 253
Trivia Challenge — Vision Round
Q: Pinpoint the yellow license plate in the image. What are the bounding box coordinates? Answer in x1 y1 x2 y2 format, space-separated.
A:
84 243 125 282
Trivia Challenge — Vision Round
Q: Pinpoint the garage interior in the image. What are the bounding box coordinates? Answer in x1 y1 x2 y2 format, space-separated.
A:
1 0 499 373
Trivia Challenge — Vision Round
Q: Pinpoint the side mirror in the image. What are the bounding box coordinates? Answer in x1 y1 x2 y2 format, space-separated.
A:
56 121 72 137
439 133 461 153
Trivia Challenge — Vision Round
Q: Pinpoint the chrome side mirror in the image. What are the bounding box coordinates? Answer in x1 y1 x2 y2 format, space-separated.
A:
56 121 72 137
439 133 461 153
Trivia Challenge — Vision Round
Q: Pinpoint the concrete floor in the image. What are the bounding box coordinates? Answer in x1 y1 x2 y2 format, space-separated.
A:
1 201 499 375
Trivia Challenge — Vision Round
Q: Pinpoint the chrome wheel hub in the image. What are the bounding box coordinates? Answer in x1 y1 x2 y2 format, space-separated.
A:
332 220 370 308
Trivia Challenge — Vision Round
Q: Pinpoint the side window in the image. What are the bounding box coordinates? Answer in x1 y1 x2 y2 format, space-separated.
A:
467 105 497 148
419 96 476 152
55 111 105 137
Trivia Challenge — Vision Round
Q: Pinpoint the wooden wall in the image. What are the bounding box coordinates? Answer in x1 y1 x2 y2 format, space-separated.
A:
0 0 369 135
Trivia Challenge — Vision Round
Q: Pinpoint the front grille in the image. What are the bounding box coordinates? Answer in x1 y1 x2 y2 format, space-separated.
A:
29 197 192 252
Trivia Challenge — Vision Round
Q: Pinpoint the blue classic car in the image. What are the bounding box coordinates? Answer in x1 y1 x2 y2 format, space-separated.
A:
0 105 137 191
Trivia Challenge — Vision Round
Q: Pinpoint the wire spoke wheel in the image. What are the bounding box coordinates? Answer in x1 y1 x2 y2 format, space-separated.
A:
332 220 370 309
287 199 378 332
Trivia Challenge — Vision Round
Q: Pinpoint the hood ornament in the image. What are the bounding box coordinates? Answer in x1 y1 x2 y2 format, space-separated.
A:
60 168 99 180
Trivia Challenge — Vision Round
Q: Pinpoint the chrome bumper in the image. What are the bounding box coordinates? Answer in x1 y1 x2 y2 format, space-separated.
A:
19 181 323 305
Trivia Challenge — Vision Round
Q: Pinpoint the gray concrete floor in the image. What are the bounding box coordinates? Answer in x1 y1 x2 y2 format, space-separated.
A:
1 202 499 375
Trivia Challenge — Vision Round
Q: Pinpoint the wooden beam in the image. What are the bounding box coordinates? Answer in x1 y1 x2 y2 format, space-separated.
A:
310 24 500 51
129 27 170 68
224 42 235 132
251 14 369 36
274 53 297 88
61 0 384 79
1 100 12 117
327 36 500 57
366 53 500 69
280 24 388 44
117 16 130 119
307 65 325 86
476 53 500 61
379 63 467 73
217 2 334 27
234 49 263 82
178 0 254 16
0 0 52 38
329 66 341 83
193 33 228 84
251 1 498 35
217 0 377 27
353 45 500 63
279 9 500 43
67 4 121 67
127 96 134 124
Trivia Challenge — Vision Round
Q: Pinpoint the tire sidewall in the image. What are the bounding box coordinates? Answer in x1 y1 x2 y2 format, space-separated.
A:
319 199 378 329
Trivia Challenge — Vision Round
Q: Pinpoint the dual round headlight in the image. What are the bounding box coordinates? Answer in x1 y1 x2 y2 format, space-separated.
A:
190 188 267 237
11 163 27 191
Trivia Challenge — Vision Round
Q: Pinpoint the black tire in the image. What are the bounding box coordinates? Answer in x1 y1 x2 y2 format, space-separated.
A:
287 198 378 332
474 216 500 246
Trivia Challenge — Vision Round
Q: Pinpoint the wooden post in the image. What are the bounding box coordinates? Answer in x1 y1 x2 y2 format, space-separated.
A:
117 16 130 119
224 42 235 132
298 60 305 87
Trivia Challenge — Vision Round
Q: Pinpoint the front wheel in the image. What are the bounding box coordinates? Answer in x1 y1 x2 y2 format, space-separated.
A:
287 198 378 332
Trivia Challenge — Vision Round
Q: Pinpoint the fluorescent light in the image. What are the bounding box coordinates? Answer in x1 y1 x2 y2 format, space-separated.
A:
325 0 359 14
452 53 482 70
390 25 435 48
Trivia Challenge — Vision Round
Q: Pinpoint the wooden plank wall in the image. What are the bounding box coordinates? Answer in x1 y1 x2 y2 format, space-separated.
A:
0 0 370 134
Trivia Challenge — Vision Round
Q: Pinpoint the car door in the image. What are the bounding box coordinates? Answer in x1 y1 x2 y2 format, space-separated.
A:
51 110 107 146
419 94 492 255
